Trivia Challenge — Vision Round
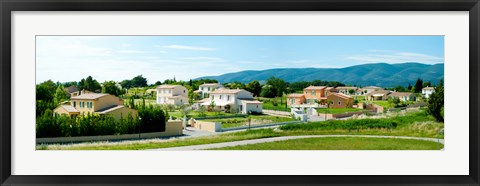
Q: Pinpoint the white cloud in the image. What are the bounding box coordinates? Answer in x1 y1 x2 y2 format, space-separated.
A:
346 50 444 64
162 45 216 51
117 50 148 54
181 57 224 62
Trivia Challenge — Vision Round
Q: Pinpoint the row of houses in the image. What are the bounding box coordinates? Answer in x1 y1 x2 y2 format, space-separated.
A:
287 85 436 109
156 83 262 114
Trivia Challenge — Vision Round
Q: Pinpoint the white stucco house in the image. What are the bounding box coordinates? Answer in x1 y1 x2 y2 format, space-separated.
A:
200 88 262 114
156 85 189 106
196 83 224 98
422 86 435 98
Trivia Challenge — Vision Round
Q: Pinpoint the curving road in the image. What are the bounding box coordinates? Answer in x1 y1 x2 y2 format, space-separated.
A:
150 135 444 151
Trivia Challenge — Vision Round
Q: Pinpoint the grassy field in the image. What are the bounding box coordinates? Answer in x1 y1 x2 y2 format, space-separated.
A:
133 99 157 105
262 101 290 112
210 137 443 150
362 100 393 109
168 110 238 119
316 108 362 114
39 129 281 150
279 111 444 138
203 115 296 129
37 110 443 150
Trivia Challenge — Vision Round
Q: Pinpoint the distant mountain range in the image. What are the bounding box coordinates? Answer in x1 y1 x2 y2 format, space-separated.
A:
196 62 444 87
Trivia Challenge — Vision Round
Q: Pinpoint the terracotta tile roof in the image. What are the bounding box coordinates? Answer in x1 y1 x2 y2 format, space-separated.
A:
330 93 353 99
365 89 391 96
390 92 414 97
59 105 79 113
335 86 358 90
95 105 127 114
200 83 222 87
64 86 78 93
363 86 382 89
304 86 326 90
287 93 305 98
157 85 182 89
71 93 109 100
240 100 262 104
196 98 210 103
210 88 244 94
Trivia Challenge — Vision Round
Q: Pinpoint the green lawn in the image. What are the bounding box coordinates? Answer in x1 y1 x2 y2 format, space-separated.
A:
262 102 290 112
39 129 281 150
133 99 157 105
279 111 444 138
37 110 444 150
210 137 443 150
353 96 366 101
366 100 393 109
316 108 362 114
168 110 238 119
203 115 296 129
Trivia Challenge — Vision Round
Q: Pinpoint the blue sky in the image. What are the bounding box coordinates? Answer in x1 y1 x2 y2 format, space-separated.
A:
36 36 444 84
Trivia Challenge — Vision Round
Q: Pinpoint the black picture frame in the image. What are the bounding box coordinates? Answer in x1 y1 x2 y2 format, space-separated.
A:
1 0 479 185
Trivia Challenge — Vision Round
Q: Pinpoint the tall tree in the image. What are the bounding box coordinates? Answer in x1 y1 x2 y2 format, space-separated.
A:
36 80 57 101
266 76 287 97
131 75 148 87
78 76 102 92
246 80 262 97
414 78 423 93
427 80 444 122
102 81 125 96
54 85 69 103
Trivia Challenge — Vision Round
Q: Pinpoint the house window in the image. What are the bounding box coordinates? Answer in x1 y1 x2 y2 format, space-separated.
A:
163 90 166 94
184 90 186 93
325 92 328 96
73 101 76 107
87 102 92 108
256 105 259 108
208 87 211 91
220 95 222 99
212 95 215 99
80 101 84 108
311 90 315 95
227 95 230 101
168 90 172 94
338 101 341 105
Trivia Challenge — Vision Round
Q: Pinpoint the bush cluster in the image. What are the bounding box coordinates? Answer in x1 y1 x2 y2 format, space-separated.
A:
280 118 397 131
36 105 168 138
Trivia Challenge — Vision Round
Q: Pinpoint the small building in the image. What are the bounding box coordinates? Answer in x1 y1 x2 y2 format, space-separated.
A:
365 89 391 101
156 85 189 106
70 89 93 97
287 93 306 106
336 86 359 95
362 86 383 94
197 83 224 98
389 92 416 102
327 93 354 108
422 87 435 98
53 93 137 120
64 85 78 97
201 88 262 114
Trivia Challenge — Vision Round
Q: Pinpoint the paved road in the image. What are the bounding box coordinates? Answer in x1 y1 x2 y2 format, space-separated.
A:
150 135 444 151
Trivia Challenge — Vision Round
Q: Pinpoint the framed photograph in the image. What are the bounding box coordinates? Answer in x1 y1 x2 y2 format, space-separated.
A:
1 0 479 185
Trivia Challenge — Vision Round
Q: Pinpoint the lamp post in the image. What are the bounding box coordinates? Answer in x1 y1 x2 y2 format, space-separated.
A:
248 111 252 130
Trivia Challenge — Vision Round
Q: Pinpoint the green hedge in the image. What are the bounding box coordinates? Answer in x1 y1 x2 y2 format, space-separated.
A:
280 118 397 131
36 105 168 138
